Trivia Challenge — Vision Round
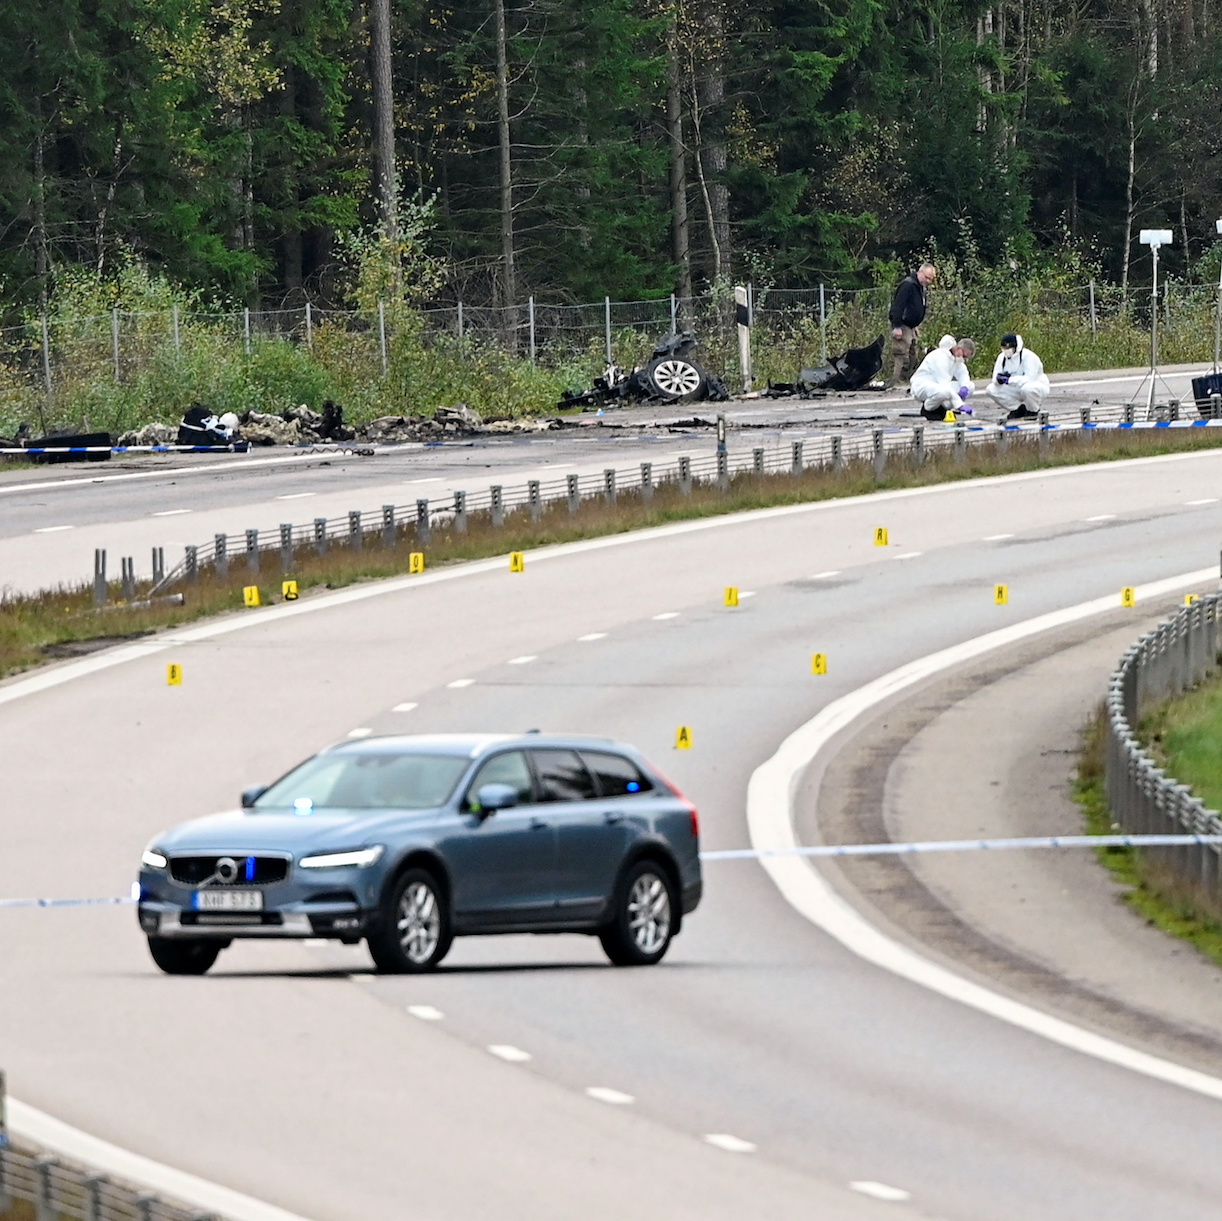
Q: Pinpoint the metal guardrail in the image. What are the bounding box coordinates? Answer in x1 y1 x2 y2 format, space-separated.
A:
1105 595 1222 903
0 1072 215 1221
129 405 1222 597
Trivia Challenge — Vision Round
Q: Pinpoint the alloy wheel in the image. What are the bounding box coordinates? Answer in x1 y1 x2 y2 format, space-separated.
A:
627 872 671 954
396 880 441 963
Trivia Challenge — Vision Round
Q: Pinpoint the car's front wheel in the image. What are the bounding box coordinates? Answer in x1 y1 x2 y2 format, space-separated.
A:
147 937 221 975
367 868 453 973
599 861 676 966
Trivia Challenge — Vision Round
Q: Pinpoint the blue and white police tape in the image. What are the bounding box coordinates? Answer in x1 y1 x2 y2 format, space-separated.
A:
0 894 135 910
699 832 1222 861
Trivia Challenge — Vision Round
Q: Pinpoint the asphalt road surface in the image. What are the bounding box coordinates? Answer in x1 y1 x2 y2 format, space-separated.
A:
0 359 1213 595
4 446 1222 1220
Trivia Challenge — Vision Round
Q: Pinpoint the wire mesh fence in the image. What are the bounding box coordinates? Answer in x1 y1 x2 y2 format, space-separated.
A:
1105 595 1222 915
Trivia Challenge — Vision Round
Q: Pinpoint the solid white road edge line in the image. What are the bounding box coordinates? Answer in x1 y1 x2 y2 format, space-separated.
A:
746 565 1222 1104
7 1100 313 1221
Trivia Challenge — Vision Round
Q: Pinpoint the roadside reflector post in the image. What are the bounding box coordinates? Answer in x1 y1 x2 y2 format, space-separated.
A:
381 504 395 547
911 424 925 467
724 586 739 607
528 480 542 522
830 434 843 472
279 523 293 569
566 474 580 514
509 551 525 572
409 552 425 574
874 527 889 547
873 427 886 480
675 725 693 750
245 528 259 573
716 449 729 492
282 580 299 601
791 440 803 476
811 653 828 675
416 499 431 545
491 485 504 527
641 462 654 500
995 584 1009 605
243 585 261 608
734 286 752 393
679 456 692 495
167 664 182 686
604 468 617 504
1122 586 1137 607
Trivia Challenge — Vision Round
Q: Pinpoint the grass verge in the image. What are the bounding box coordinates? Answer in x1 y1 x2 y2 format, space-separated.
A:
1075 704 1222 968
7 422 1222 683
1139 669 1222 812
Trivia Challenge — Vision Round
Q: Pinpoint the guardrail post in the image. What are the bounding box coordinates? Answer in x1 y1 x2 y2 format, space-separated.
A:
1123 402 1135 425
121 556 136 601
678 456 692 495
604 468 617 503
313 518 327 555
382 504 396 546
453 492 467 534
185 544 198 583
1212 393 1221 420
640 462 653 500
0 1068 10 1210
753 446 765 476
279 524 293 568
152 546 165 585
415 500 430 544
566 475 580 514
135 1193 157 1221
490 485 504 527
1169 398 1180 422
35 1154 56 1221
528 480 542 521
716 451 729 491
348 511 362 548
911 424 925 466
830 435 843 471
215 534 228 579
246 528 259 573
1038 412 1050 456
93 549 107 607
1079 405 1091 430
790 440 803 475
873 427 886 480
85 1172 107 1221
954 424 966 465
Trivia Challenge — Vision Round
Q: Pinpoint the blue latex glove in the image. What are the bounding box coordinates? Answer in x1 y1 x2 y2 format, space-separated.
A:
958 385 971 401
996 372 1010 385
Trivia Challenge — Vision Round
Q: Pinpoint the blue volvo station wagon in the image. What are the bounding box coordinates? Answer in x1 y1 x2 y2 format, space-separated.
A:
137 733 702 975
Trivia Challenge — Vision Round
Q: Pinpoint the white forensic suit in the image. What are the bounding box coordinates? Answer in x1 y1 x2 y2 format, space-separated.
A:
909 335 973 419
986 336 1050 416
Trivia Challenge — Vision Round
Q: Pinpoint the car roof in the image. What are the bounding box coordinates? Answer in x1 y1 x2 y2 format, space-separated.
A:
325 732 625 759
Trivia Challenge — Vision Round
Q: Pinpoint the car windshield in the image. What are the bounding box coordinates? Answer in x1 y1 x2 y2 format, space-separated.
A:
254 752 470 812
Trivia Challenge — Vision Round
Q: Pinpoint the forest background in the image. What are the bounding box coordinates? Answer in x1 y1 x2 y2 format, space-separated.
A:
1 0 1221 431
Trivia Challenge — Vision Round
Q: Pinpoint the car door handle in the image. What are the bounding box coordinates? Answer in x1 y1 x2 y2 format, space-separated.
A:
529 817 550 830
603 811 624 825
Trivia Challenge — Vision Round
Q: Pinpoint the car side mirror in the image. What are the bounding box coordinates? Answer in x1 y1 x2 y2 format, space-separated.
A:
241 785 268 809
474 783 519 815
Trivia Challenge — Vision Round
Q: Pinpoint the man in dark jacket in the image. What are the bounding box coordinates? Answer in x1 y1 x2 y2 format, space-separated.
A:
888 263 936 387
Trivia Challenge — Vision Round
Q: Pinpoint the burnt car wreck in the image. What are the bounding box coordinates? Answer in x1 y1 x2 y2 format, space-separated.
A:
559 332 731 411
765 334 885 398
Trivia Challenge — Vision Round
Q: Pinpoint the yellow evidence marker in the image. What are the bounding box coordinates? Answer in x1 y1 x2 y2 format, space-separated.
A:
509 551 526 572
994 584 1009 605
1122 586 1137 608
243 585 262 607
724 586 740 607
167 663 183 686
409 552 426 574
282 580 299 601
675 726 693 750
1186 593 1200 606
811 652 828 675
874 527 889 547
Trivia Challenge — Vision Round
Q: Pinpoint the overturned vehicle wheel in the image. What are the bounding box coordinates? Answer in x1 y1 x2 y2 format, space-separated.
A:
644 357 707 401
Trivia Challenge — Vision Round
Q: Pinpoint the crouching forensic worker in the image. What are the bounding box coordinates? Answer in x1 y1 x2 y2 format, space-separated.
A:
910 335 977 421
986 333 1050 420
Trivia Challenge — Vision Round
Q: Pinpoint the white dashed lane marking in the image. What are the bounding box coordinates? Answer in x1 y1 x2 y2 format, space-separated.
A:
347 728 373 738
703 1134 756 1154
33 525 73 533
507 655 537 665
1188 498 1218 505
447 679 475 688
392 702 418 712
892 551 923 560
488 1045 532 1063
577 632 607 642
585 1087 634 1105
1085 514 1116 522
983 533 1014 541
739 591 756 598
151 508 192 517
810 570 840 579
652 612 680 620
276 492 316 500
850 1181 911 1202
407 1005 444 1021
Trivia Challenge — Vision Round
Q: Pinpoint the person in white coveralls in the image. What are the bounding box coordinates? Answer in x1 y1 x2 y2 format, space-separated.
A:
909 334 977 421
986 332 1050 420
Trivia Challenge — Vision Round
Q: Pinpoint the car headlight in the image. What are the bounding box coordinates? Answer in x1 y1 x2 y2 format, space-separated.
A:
298 845 385 870
141 848 168 870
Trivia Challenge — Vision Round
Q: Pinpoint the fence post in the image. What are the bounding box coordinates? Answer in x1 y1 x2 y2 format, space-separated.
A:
528 297 536 364
305 302 313 348
41 312 53 407
457 300 464 341
416 500 430 544
873 427 886 480
567 474 580 514
791 440 803 475
280 524 293 568
604 297 613 365
378 302 388 376
185 544 198 582
93 549 108 607
819 283 827 364
172 303 181 351
152 546 165 585
491 485 504 527
348 510 362 548
313 517 327 555
215 534 228 578
670 293 677 333
111 307 121 381
678 455 692 494
454 491 468 533
382 504 396 547
734 285 752 393
1089 279 1097 339
246 528 259 572
528 480 542 521
641 461 653 499
243 307 251 356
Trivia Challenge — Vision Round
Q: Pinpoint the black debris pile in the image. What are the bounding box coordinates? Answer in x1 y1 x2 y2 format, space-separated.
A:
558 332 731 410
178 402 244 447
10 426 114 463
764 335 885 398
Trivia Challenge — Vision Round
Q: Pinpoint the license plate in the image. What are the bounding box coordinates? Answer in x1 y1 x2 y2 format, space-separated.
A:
193 889 263 911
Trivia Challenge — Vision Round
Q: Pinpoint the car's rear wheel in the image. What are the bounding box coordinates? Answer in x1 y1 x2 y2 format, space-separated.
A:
147 937 221 975
599 861 676 966
367 868 452 973
644 357 707 401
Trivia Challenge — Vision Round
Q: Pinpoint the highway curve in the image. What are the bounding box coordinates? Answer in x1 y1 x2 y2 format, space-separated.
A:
5 448 1222 1220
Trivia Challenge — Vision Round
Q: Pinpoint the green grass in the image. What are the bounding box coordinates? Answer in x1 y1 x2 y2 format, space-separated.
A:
8 422 1222 686
1076 704 1222 967
1139 669 1222 812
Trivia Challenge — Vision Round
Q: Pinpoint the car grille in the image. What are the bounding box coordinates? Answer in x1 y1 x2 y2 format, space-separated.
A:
169 855 289 885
